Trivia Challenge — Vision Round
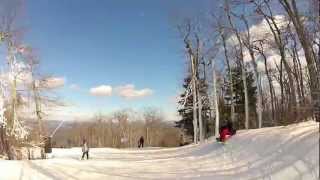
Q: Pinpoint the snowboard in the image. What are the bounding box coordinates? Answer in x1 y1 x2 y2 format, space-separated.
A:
216 138 228 145
216 135 231 144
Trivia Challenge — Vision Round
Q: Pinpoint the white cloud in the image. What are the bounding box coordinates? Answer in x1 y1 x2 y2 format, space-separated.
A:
43 77 65 89
224 14 310 79
249 15 288 43
226 15 290 64
90 85 112 97
116 84 153 100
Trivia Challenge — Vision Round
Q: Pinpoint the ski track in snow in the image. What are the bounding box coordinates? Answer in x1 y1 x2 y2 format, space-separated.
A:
0 121 318 180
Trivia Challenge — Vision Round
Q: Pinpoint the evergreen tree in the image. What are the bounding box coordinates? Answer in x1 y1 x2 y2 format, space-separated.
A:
176 74 211 140
222 63 257 129
176 76 194 138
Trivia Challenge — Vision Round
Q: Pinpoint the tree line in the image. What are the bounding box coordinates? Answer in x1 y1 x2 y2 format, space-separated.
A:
176 0 320 143
50 108 181 148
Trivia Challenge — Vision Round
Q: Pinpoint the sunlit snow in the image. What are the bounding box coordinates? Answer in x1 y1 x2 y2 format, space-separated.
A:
0 121 318 180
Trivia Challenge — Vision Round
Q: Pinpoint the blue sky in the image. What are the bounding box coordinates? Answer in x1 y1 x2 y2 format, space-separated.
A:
22 0 214 121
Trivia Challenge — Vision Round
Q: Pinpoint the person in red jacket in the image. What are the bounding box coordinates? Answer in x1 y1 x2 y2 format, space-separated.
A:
220 127 231 142
216 121 236 142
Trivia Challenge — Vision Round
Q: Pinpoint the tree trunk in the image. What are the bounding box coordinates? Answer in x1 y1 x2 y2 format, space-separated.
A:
280 49 297 121
268 10 297 122
191 54 198 143
279 0 319 122
225 1 249 129
221 33 235 124
291 44 303 122
255 0 298 123
242 16 263 128
260 49 276 125
242 63 250 129
197 87 204 142
32 81 43 142
211 60 220 137
249 50 263 128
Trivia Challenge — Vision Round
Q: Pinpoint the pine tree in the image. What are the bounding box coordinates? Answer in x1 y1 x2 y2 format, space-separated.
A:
222 63 257 129
176 77 194 138
176 74 211 141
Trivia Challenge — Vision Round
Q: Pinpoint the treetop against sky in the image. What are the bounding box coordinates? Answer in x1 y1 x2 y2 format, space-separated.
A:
2 0 311 121
7 0 213 121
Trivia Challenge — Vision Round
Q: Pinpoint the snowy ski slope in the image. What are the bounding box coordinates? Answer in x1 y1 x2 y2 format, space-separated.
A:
0 121 318 180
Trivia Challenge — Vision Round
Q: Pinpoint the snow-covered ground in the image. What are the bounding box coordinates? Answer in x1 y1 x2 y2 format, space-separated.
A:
0 121 318 180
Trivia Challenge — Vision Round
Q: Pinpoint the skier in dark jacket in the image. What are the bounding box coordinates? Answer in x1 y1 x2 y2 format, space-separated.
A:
81 139 89 160
138 136 144 148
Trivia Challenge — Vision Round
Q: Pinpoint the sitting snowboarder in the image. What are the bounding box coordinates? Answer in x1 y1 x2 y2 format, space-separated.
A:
81 139 89 160
138 136 144 148
216 121 236 142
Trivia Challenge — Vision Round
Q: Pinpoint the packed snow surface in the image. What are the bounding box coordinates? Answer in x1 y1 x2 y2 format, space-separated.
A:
0 121 318 180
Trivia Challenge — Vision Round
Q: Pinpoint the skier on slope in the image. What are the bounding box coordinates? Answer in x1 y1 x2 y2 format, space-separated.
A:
217 121 236 142
81 139 89 160
138 136 144 148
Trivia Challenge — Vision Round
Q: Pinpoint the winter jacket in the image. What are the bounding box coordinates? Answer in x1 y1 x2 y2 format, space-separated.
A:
220 128 231 142
82 143 89 152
